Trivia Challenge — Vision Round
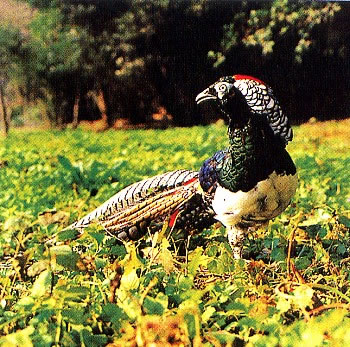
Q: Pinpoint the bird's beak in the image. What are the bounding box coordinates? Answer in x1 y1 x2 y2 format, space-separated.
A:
195 88 217 104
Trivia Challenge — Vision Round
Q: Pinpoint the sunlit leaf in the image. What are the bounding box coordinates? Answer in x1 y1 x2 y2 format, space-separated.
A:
31 269 52 298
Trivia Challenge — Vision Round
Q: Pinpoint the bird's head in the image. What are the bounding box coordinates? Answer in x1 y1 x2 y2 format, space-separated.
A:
196 74 293 144
195 76 238 117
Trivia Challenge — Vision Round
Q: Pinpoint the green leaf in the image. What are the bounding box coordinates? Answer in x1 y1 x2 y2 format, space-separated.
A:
206 331 236 345
80 328 108 347
31 269 52 298
143 297 165 315
62 308 87 324
337 243 346 255
27 260 49 277
57 155 81 184
50 245 80 270
270 246 285 262
101 304 125 321
57 229 80 242
110 244 127 258
89 231 105 245
339 215 350 228
184 313 197 340
202 306 216 323
238 316 258 330
295 256 312 270
188 247 208 276
178 274 193 292
15 296 35 309
0 326 35 346
57 155 74 171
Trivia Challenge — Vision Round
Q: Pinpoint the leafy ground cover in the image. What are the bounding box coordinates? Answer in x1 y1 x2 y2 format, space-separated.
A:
0 119 349 346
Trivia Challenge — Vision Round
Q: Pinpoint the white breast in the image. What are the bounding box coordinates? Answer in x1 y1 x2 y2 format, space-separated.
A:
212 171 298 227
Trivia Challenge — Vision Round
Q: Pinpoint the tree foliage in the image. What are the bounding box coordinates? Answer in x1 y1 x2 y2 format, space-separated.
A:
2 0 350 127
25 7 84 125
0 25 27 135
213 0 341 63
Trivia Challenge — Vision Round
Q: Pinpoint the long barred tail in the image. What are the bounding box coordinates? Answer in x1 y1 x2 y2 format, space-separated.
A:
67 170 199 237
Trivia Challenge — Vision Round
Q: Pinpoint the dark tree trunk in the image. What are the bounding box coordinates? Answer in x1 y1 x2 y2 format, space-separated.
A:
93 89 108 128
0 83 9 137
72 90 80 129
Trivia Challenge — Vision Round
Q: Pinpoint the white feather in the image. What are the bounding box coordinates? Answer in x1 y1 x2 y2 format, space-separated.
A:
212 171 298 227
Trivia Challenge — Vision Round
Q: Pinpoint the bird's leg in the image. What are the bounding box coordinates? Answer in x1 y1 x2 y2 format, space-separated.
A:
227 225 246 259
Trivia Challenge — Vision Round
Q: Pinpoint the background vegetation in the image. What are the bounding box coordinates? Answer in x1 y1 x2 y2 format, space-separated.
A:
0 0 349 135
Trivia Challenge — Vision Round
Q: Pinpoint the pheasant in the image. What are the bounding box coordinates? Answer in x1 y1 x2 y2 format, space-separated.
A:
68 75 297 258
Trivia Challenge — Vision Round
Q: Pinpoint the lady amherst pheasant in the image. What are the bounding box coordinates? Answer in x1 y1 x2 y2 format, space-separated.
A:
69 75 297 258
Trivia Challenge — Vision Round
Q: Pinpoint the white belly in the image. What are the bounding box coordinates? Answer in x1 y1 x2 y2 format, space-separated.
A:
212 171 298 227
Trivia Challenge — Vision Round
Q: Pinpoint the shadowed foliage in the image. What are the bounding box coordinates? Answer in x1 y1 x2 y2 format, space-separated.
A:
0 0 348 131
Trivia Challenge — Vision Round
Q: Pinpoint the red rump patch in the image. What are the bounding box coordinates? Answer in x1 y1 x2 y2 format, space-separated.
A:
169 210 180 227
234 74 267 86
168 177 197 226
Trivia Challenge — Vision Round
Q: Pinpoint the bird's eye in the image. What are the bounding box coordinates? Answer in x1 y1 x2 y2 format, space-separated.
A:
219 84 227 92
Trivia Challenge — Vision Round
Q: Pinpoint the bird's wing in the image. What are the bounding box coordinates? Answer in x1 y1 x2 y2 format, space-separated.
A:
68 170 200 236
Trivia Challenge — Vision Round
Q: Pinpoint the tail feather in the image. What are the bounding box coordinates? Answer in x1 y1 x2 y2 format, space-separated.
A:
66 170 199 233
101 180 199 232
